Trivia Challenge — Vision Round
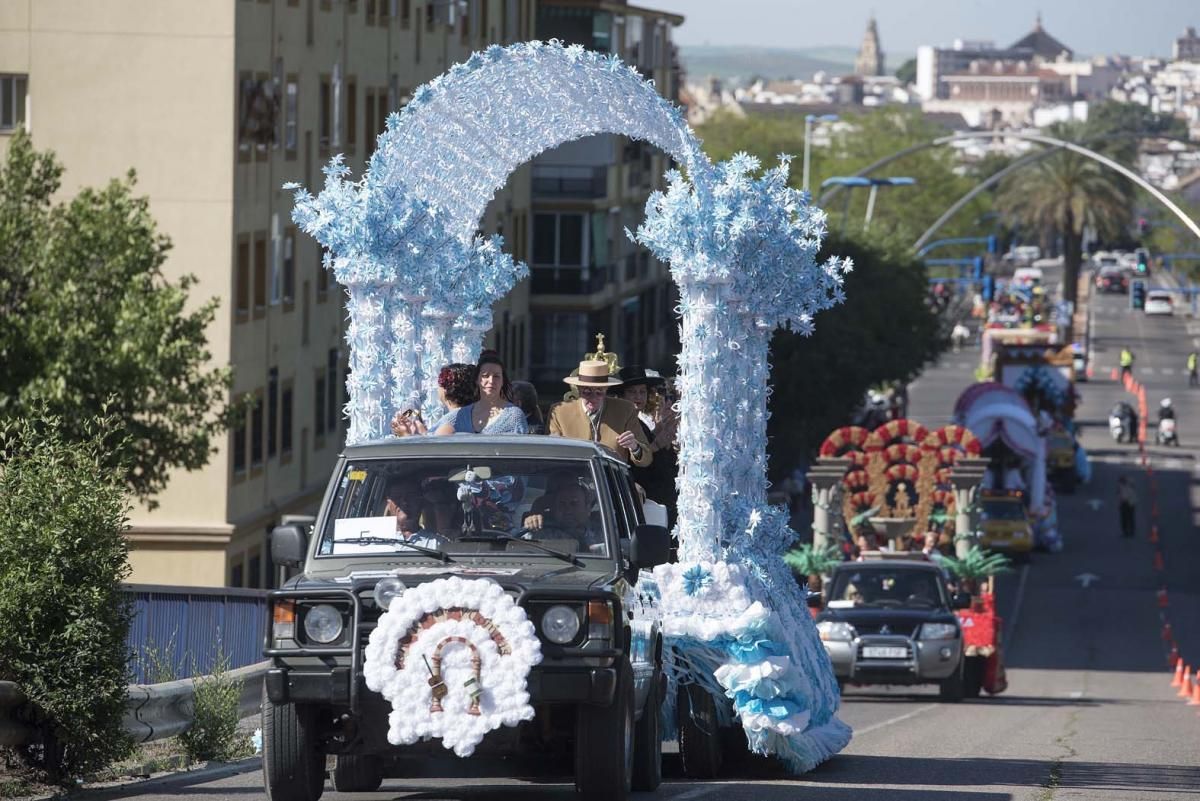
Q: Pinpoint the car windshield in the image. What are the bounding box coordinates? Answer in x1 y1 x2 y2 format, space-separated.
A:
982 500 1026 521
316 457 611 559
830 569 944 608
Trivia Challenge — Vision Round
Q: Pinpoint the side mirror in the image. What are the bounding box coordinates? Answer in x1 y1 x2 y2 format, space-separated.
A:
806 591 824 609
629 524 671 569
951 592 973 610
271 523 308 568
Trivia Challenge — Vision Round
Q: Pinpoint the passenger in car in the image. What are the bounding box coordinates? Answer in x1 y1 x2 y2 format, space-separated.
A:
547 359 651 465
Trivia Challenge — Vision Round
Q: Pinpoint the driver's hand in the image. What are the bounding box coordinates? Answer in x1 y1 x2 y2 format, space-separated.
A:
524 513 546 531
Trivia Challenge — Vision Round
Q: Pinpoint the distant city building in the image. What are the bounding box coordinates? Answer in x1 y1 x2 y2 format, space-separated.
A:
855 16 885 77
1174 26 1200 62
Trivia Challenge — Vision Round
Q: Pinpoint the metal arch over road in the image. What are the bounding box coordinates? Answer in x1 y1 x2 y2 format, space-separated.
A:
815 131 1200 250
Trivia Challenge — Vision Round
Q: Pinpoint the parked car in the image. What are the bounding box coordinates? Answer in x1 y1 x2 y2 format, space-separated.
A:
814 559 970 701
978 491 1033 561
1095 267 1128 294
1144 291 1174 316
261 436 671 801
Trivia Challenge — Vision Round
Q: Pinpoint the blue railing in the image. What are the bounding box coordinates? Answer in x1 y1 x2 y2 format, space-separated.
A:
124 584 268 684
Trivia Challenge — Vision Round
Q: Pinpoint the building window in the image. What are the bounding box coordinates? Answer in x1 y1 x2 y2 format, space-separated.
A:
400 0 411 27
0 74 28 132
319 74 332 154
327 349 340 432
316 249 329 299
345 78 357 155
285 76 299 158
365 88 376 155
366 0 377 25
283 228 296 305
236 237 251 319
247 549 262 590
238 72 277 160
532 212 586 266
270 217 283 306
232 400 248 475
250 392 265 467
315 374 327 439
253 233 267 314
267 367 279 458
281 382 294 456
379 0 390 25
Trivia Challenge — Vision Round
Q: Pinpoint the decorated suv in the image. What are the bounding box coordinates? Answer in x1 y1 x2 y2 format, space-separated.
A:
261 436 671 801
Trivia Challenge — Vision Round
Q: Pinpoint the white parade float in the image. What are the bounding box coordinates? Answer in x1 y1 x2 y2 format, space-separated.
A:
288 40 851 774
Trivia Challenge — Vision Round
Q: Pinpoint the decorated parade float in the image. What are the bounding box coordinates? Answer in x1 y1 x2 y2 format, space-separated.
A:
285 40 851 787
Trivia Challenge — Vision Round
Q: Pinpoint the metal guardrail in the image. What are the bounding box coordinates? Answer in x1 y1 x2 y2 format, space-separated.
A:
1 660 268 747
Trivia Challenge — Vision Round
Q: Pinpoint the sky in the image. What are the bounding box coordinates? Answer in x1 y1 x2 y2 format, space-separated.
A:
647 0 1196 59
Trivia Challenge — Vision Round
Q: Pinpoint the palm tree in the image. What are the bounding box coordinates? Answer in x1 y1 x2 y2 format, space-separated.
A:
996 122 1133 340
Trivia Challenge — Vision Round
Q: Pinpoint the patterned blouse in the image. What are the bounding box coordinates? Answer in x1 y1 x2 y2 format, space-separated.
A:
450 403 529 434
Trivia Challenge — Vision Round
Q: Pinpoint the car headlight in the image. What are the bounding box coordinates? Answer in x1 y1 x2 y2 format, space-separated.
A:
302 604 345 644
372 577 407 610
817 621 856 642
540 605 581 644
919 623 959 640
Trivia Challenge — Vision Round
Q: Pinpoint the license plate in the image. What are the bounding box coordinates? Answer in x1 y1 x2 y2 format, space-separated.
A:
862 646 907 659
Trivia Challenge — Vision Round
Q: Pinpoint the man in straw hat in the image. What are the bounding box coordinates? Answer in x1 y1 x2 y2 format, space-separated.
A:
548 360 652 466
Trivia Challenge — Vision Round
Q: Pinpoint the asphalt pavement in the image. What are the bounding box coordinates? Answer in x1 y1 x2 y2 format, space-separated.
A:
83 272 1200 801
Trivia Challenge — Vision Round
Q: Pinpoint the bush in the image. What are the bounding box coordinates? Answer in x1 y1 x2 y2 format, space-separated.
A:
0 413 134 781
179 653 252 762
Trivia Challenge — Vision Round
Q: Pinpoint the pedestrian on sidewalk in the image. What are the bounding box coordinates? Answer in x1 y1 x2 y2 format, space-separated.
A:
1117 475 1137 538
1188 351 1198 388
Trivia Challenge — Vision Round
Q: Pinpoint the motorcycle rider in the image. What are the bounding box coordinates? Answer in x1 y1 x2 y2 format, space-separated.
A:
1110 401 1138 443
1159 398 1176 422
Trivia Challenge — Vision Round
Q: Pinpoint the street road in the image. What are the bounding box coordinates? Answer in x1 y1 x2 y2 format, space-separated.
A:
89 273 1200 800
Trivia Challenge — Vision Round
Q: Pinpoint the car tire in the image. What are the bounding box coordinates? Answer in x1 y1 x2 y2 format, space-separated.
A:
262 687 325 801
631 670 663 791
678 684 723 780
964 656 984 698
939 660 966 703
332 754 383 793
575 660 634 801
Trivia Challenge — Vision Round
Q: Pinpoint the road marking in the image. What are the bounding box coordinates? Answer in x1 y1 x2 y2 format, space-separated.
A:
1161 368 1176 375
1003 563 1031 650
1086 498 1103 511
1068 690 1084 699
1075 573 1100 588
853 703 939 737
671 785 720 800
1143 367 1155 374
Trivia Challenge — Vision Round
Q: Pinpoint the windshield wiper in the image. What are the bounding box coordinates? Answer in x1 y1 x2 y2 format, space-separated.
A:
333 537 452 562
458 534 583 566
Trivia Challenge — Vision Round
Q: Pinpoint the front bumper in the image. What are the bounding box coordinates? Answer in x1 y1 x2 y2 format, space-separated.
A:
981 528 1033 553
266 664 618 708
824 635 962 684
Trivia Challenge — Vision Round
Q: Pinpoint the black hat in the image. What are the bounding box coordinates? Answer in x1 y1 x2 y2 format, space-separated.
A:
617 365 665 389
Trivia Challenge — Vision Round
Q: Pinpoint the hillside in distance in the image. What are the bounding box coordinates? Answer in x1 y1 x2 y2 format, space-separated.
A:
677 44 911 85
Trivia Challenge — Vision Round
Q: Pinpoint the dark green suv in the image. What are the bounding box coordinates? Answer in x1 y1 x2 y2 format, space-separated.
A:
262 436 670 801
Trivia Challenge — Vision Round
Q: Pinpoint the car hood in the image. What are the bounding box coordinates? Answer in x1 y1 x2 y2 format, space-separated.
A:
817 607 955 636
291 560 620 594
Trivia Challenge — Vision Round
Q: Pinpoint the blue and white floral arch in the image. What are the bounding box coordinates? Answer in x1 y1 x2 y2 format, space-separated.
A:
289 40 851 772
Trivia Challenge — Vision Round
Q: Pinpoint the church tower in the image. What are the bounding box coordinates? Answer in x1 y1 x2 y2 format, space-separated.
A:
855 16 885 77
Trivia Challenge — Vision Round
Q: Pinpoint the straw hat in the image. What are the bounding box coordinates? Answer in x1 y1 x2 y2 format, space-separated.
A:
563 359 623 387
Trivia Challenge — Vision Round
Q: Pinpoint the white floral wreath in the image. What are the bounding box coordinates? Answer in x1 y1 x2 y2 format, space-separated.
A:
363 576 542 756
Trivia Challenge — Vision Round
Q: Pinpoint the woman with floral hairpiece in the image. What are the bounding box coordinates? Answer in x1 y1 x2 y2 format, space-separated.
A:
390 362 478 437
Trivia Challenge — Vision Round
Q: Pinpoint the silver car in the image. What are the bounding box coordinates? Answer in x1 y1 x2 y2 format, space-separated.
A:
813 560 970 701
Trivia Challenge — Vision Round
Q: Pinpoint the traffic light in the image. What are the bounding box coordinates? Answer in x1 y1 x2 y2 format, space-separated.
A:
1131 279 1147 310
1136 249 1149 274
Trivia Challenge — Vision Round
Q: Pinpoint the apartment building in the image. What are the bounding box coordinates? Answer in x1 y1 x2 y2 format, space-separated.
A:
513 1 685 389
0 0 535 588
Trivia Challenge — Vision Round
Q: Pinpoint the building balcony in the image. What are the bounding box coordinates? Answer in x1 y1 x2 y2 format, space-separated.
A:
532 165 608 199
530 264 610 295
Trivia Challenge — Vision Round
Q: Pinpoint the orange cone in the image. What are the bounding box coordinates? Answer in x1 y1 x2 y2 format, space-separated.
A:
1188 678 1200 706
1110 367 1118 380
1154 551 1165 571
1149 526 1160 544
1172 659 1185 687
1158 588 1170 608
1178 666 1192 697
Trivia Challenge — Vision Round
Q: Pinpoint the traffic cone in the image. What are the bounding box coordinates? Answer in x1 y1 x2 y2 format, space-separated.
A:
1111 367 1119 380
1154 551 1165 571
1178 666 1192 697
1188 678 1200 706
1149 525 1160 544
1158 588 1169 608
1172 658 1185 687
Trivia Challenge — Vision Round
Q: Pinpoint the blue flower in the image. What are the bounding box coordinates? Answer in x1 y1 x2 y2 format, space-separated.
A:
682 565 713 596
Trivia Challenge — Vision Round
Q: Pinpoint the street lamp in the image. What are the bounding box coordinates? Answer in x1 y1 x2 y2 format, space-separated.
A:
819 175 917 232
802 113 839 195
863 176 915 230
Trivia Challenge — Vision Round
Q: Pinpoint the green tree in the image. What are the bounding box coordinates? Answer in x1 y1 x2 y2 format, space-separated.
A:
1085 100 1189 147
895 58 917 86
0 411 133 781
0 131 234 507
767 232 946 473
995 121 1133 334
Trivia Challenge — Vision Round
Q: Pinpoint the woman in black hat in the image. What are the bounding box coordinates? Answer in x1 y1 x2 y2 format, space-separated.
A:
616 366 678 526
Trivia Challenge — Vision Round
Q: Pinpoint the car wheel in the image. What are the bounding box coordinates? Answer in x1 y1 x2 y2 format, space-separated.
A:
576 659 634 801
678 684 723 780
332 754 383 793
631 670 663 791
964 656 984 698
939 660 965 703
262 687 325 801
